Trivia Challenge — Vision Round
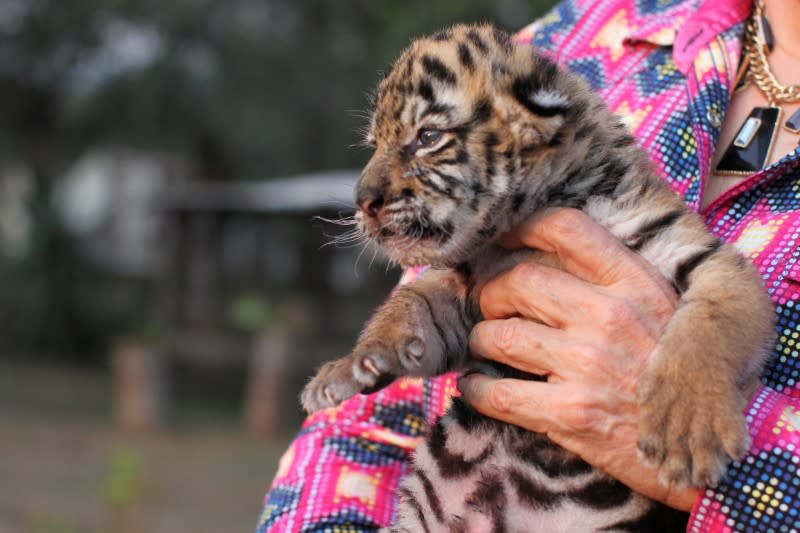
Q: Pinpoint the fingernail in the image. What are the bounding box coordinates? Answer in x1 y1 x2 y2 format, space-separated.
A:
456 375 470 395
457 373 486 400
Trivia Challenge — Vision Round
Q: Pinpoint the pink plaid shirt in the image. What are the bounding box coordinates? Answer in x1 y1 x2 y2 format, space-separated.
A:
259 0 800 531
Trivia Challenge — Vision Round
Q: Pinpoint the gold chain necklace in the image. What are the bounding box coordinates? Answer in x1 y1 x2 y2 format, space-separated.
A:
715 0 800 176
744 0 800 104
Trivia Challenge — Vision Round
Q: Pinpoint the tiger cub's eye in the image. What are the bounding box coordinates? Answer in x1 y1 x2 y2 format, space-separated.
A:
418 129 443 148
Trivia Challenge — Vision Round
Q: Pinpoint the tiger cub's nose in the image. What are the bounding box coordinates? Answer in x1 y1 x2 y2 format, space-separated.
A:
356 187 385 218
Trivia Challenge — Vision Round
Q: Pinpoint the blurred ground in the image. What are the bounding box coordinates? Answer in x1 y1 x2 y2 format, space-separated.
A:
0 362 292 533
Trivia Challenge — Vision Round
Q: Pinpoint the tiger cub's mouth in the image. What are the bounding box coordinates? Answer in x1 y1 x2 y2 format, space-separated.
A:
358 204 451 252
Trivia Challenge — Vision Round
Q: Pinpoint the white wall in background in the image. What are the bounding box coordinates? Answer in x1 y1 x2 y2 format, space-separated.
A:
56 146 187 277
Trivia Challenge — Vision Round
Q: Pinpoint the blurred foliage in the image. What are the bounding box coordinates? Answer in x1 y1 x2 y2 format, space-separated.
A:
229 293 277 333
0 0 551 178
0 0 554 360
103 444 142 533
103 445 142 508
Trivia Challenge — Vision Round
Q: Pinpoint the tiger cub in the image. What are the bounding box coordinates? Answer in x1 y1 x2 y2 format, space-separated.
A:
302 23 775 532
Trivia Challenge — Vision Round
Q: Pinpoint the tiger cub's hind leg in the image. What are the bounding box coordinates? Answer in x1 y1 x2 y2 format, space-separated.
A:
301 268 475 412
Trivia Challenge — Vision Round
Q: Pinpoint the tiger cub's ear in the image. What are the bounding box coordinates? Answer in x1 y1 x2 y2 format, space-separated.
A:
513 85 571 118
494 77 569 147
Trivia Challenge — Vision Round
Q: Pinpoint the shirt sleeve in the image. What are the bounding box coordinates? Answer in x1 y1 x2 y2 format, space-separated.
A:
256 374 460 532
687 386 800 532
256 266 458 533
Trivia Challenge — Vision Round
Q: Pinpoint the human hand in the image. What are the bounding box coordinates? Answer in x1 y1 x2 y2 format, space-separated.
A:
458 208 701 511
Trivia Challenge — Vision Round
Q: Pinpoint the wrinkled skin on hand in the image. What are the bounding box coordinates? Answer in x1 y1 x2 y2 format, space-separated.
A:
459 209 702 512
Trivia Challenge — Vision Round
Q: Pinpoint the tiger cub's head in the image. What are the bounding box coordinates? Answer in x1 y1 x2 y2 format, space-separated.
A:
355 23 592 268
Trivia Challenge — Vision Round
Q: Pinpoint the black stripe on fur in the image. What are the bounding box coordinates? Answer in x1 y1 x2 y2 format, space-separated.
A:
421 102 454 118
457 43 474 71
415 468 445 523
508 467 561 509
465 472 508 533
568 478 632 510
492 27 510 50
416 173 450 196
484 132 499 179
602 504 689 532
449 397 493 433
466 30 489 53
512 437 594 478
429 167 460 188
422 55 457 85
399 487 431 533
418 79 435 102
428 418 494 478
627 209 684 251
674 241 721 293
595 156 631 196
472 99 493 124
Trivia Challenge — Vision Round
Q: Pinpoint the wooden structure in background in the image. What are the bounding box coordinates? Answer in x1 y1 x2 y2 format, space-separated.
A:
148 170 383 435
156 170 360 364
111 169 400 434
113 339 167 432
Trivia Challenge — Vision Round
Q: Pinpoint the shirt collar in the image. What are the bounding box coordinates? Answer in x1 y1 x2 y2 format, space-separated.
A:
623 0 752 73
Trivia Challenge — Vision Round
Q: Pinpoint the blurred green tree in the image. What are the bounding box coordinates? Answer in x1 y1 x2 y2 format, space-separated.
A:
0 0 553 360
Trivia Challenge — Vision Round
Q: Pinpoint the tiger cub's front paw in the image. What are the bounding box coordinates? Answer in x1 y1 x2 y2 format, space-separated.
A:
302 273 467 413
301 334 433 413
637 370 750 488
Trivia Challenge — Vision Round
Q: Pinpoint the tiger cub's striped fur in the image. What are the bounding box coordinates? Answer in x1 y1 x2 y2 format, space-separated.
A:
302 23 775 532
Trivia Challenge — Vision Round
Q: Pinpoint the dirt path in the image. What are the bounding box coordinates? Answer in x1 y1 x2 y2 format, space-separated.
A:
0 416 291 533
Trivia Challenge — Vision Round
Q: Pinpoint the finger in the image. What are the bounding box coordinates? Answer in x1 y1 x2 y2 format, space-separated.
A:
479 261 612 325
457 373 558 433
498 208 646 286
469 318 574 377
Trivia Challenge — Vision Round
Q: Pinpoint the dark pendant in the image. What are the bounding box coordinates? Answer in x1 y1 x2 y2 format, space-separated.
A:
716 106 781 175
786 108 800 134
